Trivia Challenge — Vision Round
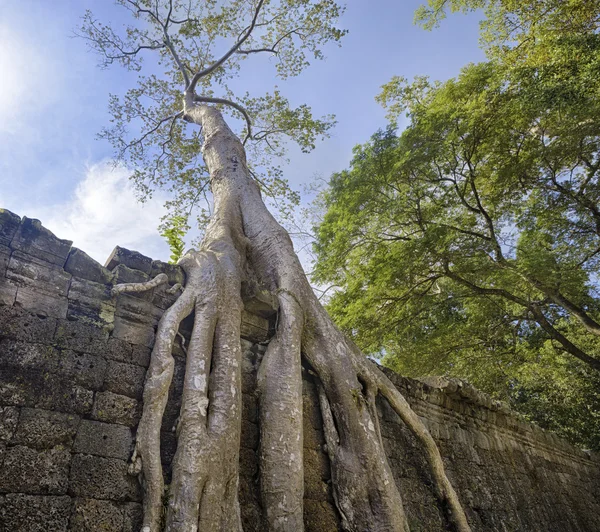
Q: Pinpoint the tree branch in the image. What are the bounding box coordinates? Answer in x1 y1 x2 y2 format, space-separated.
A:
193 95 253 144
186 0 265 94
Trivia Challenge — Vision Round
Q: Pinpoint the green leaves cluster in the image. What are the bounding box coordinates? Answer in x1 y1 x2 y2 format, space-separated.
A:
314 0 600 449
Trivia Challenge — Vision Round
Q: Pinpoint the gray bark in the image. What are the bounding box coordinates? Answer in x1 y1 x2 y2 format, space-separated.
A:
116 102 471 532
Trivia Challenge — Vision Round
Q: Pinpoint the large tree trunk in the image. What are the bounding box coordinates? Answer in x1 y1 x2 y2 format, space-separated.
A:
119 103 471 532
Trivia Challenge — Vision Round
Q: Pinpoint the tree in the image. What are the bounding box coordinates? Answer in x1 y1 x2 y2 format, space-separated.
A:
313 1 600 449
80 1 470 531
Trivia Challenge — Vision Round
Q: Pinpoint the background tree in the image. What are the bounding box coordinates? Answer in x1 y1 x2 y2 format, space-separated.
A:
81 1 470 531
313 0 600 450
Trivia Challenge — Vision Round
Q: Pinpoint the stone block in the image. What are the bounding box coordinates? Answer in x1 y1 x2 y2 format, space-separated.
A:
57 350 108 390
304 447 331 482
0 243 11 277
0 494 72 532
104 361 146 399
0 445 71 494
115 293 163 327
74 419 133 460
122 502 143 532
0 208 21 246
150 259 185 285
303 391 323 431
105 339 150 367
6 250 71 295
0 305 57 343
105 336 133 363
304 500 340 532
0 406 19 442
239 447 258 476
241 310 271 343
242 280 278 318
131 344 152 367
106 246 153 275
10 217 72 267
54 318 109 353
151 282 180 310
36 381 94 416
12 408 79 449
67 277 115 328
0 277 17 305
65 247 115 285
0 338 60 374
69 454 141 501
69 498 123 532
15 286 68 319
92 391 142 427
243 394 258 423
112 315 156 347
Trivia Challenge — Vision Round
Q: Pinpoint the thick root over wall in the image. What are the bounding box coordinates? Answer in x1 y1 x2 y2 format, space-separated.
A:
114 103 471 532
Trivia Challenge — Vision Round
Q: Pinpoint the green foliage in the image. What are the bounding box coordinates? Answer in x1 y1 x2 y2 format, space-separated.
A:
159 214 189 263
78 0 346 238
314 1 600 449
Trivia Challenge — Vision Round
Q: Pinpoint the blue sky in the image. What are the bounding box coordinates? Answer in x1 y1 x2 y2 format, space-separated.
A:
0 0 484 264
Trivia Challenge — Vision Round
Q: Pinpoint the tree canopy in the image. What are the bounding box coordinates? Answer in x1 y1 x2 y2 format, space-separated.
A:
79 0 346 245
314 0 600 449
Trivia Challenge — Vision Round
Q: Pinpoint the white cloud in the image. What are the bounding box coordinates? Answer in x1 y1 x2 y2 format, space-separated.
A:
38 162 171 264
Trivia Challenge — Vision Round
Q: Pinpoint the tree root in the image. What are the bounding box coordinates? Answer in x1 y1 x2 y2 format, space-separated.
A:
112 103 470 531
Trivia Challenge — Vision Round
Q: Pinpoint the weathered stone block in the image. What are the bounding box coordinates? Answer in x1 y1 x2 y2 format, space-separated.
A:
122 502 143 532
0 494 72 532
67 277 115 328
54 318 109 353
104 361 146 399
242 280 278 318
242 393 258 423
0 305 57 343
65 247 115 285
0 406 19 442
0 338 60 373
74 419 133 460
239 447 258 476
69 454 141 501
112 315 156 347
131 344 152 367
0 278 17 306
10 217 72 267
0 243 11 277
12 408 79 449
15 286 68 319
151 282 180 310
106 246 153 275
105 336 133 362
115 293 162 327
0 445 71 494
6 251 71 295
92 391 141 427
304 500 340 532
36 381 94 416
0 208 21 246
58 350 107 390
69 498 123 532
241 310 271 343
150 259 185 285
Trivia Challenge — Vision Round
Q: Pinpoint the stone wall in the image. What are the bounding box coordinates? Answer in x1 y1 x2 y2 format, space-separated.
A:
0 208 599 531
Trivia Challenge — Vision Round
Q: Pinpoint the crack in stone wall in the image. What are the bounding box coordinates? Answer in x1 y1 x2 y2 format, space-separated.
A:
0 208 599 531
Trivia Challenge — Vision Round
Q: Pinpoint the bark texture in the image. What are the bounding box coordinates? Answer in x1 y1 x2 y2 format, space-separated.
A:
115 102 471 532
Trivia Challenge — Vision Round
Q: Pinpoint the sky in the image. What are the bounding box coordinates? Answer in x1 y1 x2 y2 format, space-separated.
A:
0 0 484 265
